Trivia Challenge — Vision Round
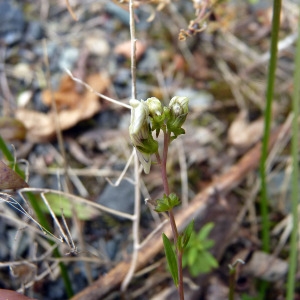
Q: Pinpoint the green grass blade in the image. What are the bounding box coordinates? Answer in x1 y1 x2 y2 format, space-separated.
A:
258 1 281 297
162 233 178 286
259 0 282 253
286 4 300 299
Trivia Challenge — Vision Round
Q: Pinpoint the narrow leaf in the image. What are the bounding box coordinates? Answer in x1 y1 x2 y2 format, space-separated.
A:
162 233 178 286
198 222 214 240
182 219 194 249
187 246 197 266
39 193 100 221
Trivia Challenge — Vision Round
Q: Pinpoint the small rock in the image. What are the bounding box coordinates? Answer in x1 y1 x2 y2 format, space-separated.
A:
105 234 122 260
58 47 79 70
0 1 25 46
24 21 44 42
97 180 137 220
175 88 213 112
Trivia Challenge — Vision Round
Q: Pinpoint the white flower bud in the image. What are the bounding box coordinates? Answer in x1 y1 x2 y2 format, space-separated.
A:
146 97 163 118
169 96 189 116
129 99 158 174
129 99 149 136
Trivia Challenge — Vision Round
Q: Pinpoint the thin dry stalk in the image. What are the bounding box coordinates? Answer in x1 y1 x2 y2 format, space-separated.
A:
65 68 131 109
121 0 141 292
19 187 136 220
40 192 73 248
106 150 135 187
65 0 78 21
0 192 58 240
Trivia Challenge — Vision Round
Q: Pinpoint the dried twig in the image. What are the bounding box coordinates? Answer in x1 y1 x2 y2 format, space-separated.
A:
121 0 141 292
65 0 78 21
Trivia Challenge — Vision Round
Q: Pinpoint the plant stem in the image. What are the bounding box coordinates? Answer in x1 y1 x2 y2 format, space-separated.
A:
0 136 24 178
177 249 184 300
160 131 184 300
259 1 281 297
161 131 170 195
286 1 300 298
259 0 281 254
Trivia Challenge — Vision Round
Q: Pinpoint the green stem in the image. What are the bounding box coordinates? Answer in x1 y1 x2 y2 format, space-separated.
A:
0 135 74 298
286 3 300 299
177 250 184 300
259 0 281 253
161 131 170 195
228 268 235 300
0 136 24 178
160 131 184 300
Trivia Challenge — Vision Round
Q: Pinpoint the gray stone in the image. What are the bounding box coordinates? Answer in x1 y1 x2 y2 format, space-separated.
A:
0 0 25 45
97 180 136 220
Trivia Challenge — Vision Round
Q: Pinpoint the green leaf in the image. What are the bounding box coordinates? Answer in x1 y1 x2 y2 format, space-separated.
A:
38 193 100 221
168 193 181 208
182 219 194 249
162 233 178 286
197 222 214 241
155 194 171 212
204 252 219 268
188 253 212 275
187 246 197 266
189 258 207 277
197 251 218 272
200 239 215 250
177 235 183 252
155 193 180 213
182 251 188 268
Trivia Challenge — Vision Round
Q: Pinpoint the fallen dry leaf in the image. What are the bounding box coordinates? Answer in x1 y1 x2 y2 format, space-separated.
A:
228 110 264 149
236 250 288 282
42 73 108 109
16 73 110 142
0 160 28 190
114 40 146 61
0 117 27 141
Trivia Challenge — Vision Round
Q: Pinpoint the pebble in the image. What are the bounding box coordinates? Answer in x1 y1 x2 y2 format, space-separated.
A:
24 21 44 42
0 0 25 46
96 180 136 220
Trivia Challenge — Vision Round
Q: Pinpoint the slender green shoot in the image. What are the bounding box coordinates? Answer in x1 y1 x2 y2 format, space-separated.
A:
258 1 281 297
259 0 282 253
286 4 300 299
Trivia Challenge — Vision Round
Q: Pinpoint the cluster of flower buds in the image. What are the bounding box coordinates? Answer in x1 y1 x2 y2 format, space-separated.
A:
129 96 189 173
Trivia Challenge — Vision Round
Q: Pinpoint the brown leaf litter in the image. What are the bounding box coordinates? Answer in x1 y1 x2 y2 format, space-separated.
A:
15 73 110 142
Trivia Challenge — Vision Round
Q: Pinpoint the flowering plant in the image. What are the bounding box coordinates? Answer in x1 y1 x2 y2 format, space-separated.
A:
129 96 192 300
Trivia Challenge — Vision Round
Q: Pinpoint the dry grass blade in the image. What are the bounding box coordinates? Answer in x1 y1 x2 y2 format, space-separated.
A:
65 0 78 21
